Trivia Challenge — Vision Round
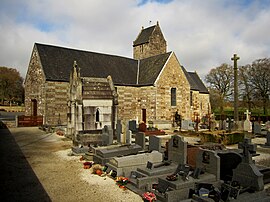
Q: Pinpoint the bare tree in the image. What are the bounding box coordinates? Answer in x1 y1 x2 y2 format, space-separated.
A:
239 65 254 110
205 63 234 115
249 58 270 115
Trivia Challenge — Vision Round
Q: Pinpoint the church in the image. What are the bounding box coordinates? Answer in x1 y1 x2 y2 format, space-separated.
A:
24 21 210 129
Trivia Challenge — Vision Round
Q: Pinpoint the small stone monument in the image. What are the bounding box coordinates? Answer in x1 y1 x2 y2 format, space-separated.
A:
253 121 261 135
243 109 252 132
265 131 270 147
232 138 264 191
116 120 122 143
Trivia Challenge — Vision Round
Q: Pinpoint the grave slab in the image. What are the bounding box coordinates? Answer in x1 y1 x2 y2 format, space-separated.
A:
95 144 141 158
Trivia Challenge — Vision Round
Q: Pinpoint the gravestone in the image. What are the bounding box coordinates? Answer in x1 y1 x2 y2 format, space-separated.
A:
168 135 187 165
232 138 264 191
244 110 252 132
253 122 261 135
227 118 233 132
196 149 220 181
265 131 270 146
128 120 137 132
217 151 242 181
116 120 122 143
135 132 145 150
223 120 227 130
181 120 188 130
126 130 132 144
149 135 162 152
102 125 113 145
181 120 193 130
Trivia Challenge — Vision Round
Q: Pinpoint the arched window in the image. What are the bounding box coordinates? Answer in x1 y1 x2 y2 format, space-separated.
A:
95 109 100 122
171 88 176 106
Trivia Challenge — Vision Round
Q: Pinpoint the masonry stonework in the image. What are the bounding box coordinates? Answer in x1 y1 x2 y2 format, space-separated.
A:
155 53 191 121
133 23 167 60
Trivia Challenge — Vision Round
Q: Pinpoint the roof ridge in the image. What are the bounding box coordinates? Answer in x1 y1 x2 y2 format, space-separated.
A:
35 42 136 62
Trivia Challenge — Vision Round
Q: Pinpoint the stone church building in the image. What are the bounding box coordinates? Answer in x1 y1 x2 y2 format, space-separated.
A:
24 22 210 129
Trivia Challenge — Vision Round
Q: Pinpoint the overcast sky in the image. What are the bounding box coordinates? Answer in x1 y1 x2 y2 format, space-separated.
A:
0 0 270 80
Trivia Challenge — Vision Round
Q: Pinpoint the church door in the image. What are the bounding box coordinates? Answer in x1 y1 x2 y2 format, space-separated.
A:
142 109 146 123
31 99 37 116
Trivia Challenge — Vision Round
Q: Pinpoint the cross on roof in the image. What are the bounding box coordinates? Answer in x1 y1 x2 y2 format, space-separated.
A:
244 109 251 120
238 138 256 163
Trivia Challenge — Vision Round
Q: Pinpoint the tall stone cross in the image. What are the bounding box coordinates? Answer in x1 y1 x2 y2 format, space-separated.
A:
231 54 240 126
244 109 251 121
239 138 256 163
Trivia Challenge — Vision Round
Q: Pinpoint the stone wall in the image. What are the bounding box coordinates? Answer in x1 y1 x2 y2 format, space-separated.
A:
117 53 194 123
155 53 191 121
25 46 69 126
24 47 46 117
44 81 69 125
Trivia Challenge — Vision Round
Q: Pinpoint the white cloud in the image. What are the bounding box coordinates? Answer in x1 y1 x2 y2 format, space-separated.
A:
0 0 269 80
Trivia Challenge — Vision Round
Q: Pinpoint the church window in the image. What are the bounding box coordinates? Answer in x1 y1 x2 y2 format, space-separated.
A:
190 91 193 106
96 108 100 122
171 88 176 106
140 45 143 53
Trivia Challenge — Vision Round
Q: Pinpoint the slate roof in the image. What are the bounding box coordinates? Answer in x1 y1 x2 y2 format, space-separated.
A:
34 43 207 93
35 43 138 85
186 71 209 94
81 77 114 99
138 52 171 85
35 43 171 86
133 25 156 46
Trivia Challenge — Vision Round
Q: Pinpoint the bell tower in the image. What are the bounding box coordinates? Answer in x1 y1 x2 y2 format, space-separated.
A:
133 21 167 60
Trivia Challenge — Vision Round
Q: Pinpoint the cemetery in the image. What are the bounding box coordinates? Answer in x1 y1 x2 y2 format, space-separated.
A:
69 118 270 202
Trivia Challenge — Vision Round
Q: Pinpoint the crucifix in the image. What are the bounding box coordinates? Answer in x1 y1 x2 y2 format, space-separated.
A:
244 109 251 121
238 138 256 164
231 53 240 127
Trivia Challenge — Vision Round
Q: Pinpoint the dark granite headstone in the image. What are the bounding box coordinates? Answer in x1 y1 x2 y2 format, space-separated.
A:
149 135 162 152
196 149 220 181
116 120 122 143
135 132 145 150
217 152 242 181
168 135 187 165
232 138 264 191
253 122 261 135
265 131 270 146
128 120 137 132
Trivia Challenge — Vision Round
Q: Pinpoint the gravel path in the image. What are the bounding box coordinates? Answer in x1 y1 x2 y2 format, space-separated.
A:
0 127 142 202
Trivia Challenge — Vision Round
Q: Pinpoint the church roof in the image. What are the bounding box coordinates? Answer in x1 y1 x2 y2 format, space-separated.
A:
133 25 156 46
36 43 138 85
34 43 207 92
35 43 170 86
138 52 171 85
187 71 209 94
